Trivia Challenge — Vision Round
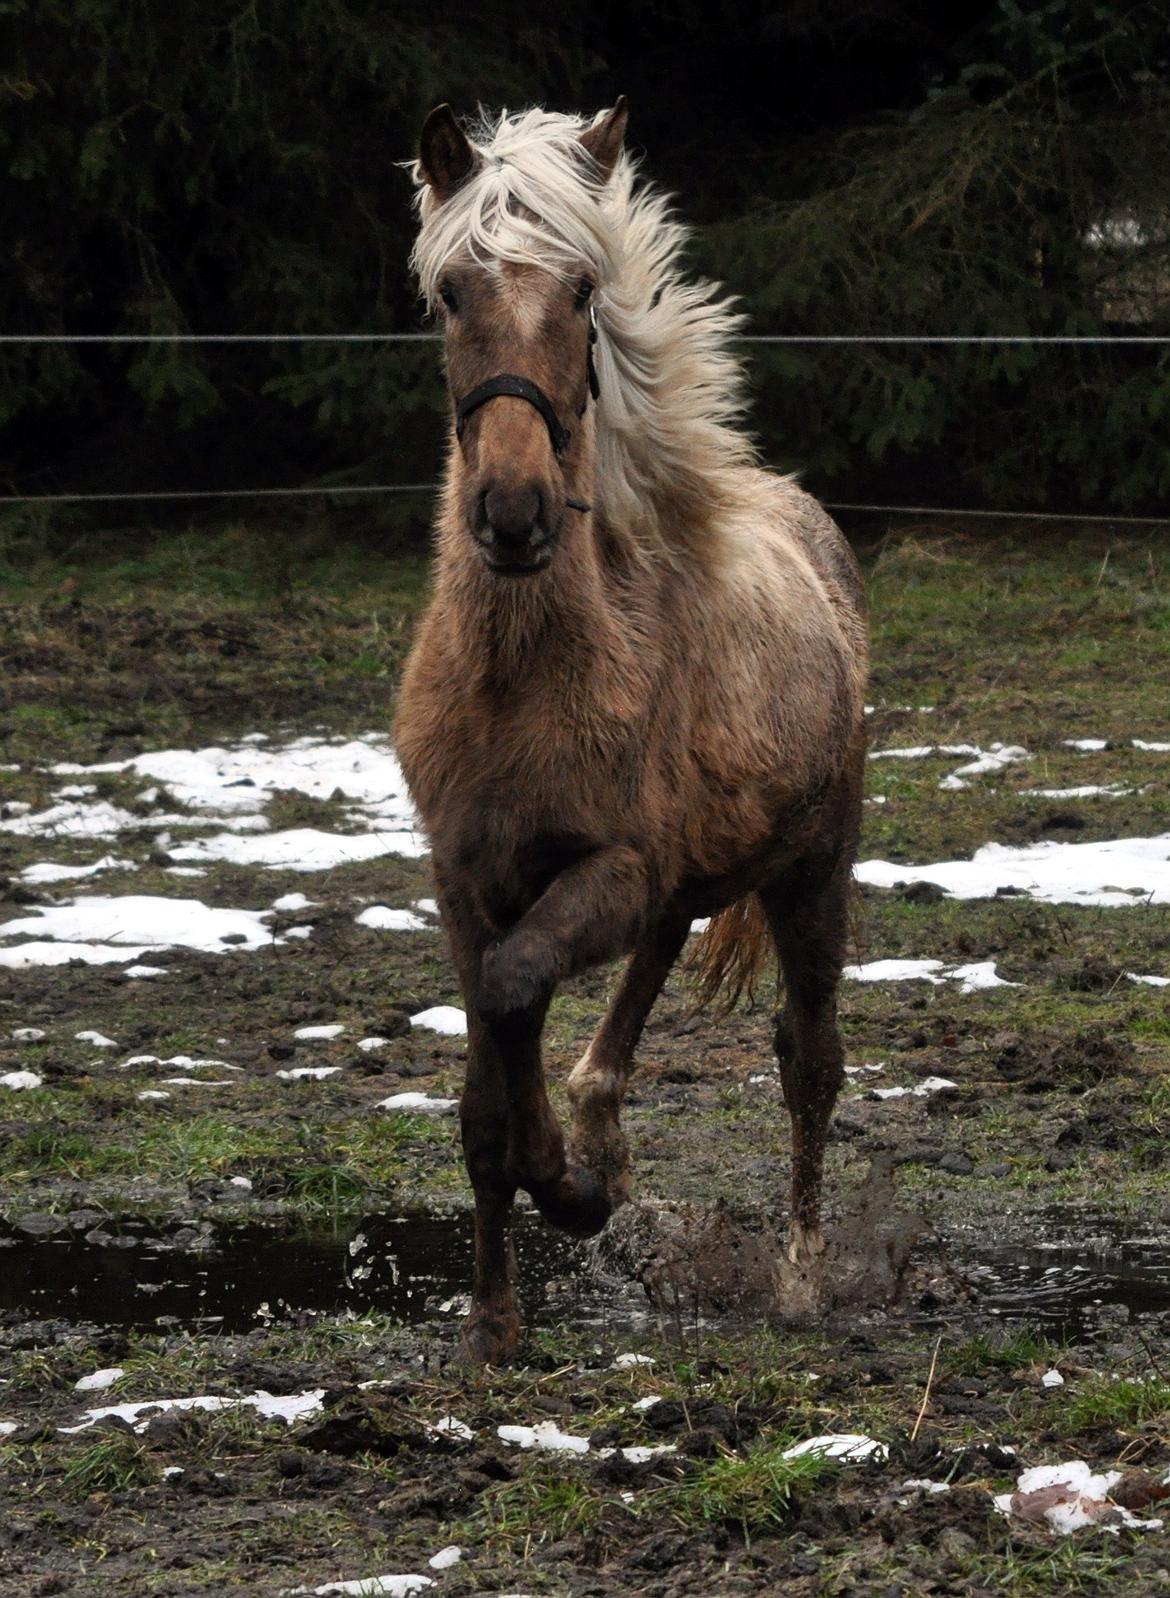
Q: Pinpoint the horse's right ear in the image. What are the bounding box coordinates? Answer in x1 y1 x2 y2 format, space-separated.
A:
418 104 478 203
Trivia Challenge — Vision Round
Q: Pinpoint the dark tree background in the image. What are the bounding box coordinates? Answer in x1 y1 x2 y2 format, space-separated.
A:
2 0 1168 536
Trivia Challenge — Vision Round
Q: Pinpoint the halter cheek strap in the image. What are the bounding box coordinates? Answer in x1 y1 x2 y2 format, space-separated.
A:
452 305 600 514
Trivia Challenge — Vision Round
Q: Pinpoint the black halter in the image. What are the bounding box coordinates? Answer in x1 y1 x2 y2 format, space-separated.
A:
452 305 600 513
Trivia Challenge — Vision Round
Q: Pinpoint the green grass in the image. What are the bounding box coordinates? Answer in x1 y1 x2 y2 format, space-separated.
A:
61 1434 156 1498
1060 1375 1170 1433
643 1435 838 1535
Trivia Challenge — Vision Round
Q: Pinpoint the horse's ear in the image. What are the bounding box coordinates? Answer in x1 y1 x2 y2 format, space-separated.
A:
579 96 628 183
418 104 478 203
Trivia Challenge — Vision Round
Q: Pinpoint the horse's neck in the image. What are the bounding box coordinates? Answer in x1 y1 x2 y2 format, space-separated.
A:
432 515 651 704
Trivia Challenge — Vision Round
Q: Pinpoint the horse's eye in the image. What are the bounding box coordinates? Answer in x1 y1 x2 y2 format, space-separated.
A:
574 278 594 309
439 282 458 313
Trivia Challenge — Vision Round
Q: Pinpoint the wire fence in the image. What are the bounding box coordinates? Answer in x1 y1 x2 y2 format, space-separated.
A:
3 328 1169 521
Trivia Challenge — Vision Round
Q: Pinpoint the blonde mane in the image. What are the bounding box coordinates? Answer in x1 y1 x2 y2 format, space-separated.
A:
408 107 758 559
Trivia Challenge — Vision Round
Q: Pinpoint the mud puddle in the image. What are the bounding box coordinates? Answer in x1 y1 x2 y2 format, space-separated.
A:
950 1215 1170 1332
3 1208 1170 1336
0 1210 580 1333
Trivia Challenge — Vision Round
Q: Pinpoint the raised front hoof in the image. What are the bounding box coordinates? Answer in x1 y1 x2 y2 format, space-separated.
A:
458 1306 522 1366
529 1164 613 1239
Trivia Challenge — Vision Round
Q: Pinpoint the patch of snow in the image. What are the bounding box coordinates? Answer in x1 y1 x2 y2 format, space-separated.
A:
61 1387 325 1435
272 892 318 912
869 1077 957 1101
0 941 152 968
1041 1368 1065 1388
0 1422 17 1437
123 964 168 979
168 826 425 870
164 867 207 878
1127 972 1170 987
283 1577 433 1597
1064 738 1107 751
75 1030 117 1048
357 1037 390 1052
632 1395 664 1411
20 855 137 884
612 1353 656 1368
0 895 280 955
0 1072 43 1091
356 905 432 932
376 1092 458 1116
845 958 945 984
11 1027 46 1041
293 1023 345 1040
75 1368 124 1393
939 744 1030 791
1133 739 1170 752
948 961 1019 993
409 1006 466 1037
228 1176 253 1191
901 1478 951 1494
782 1434 888 1463
277 1066 342 1081
497 1421 590 1454
1023 785 1132 800
858 834 1170 907
431 1415 474 1442
995 1460 1163 1535
414 898 439 916
597 1444 678 1464
121 1054 239 1072
427 1547 462 1571
137 1090 171 1101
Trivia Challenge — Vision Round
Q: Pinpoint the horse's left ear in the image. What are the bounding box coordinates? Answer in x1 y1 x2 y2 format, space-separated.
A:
579 96 628 183
418 104 479 203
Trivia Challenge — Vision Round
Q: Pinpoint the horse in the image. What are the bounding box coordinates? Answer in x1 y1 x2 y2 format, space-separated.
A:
395 99 869 1363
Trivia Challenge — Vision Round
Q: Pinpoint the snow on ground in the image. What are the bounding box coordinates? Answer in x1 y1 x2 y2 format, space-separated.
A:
61 1387 326 1435
409 1006 467 1036
857 835 1170 907
167 826 424 870
867 742 1029 790
995 1460 1164 1535
20 855 136 884
845 959 1017 993
0 896 283 961
355 905 432 931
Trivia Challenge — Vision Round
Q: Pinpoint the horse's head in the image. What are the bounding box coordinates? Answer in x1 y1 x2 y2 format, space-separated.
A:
415 101 627 576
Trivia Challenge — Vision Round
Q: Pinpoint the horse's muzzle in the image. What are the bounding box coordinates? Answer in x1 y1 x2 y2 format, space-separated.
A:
474 483 558 575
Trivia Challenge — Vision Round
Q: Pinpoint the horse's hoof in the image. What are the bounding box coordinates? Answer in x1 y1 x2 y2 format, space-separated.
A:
459 1307 522 1366
786 1221 827 1266
529 1163 612 1238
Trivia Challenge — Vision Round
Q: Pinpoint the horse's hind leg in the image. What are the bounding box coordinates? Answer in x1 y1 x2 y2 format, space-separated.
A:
759 855 851 1264
567 913 690 1208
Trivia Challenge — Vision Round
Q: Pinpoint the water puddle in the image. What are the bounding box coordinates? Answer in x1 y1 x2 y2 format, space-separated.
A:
950 1217 1170 1332
0 1211 577 1334
2 1209 1168 1336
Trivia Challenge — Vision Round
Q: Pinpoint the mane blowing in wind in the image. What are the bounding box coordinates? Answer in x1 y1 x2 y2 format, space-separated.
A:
396 99 869 1364
408 105 756 557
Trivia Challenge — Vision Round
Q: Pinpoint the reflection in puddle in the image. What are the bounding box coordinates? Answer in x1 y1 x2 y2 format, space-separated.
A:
2 1210 1169 1337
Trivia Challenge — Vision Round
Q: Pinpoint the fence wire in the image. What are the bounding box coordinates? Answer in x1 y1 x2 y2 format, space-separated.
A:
2 326 1167 521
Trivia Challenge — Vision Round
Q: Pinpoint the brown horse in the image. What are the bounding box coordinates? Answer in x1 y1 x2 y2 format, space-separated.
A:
396 100 869 1363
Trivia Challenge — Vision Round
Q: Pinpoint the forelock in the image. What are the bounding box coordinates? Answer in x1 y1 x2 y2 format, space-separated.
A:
408 107 623 307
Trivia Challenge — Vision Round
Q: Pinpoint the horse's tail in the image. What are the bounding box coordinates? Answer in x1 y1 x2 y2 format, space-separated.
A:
686 894 773 1012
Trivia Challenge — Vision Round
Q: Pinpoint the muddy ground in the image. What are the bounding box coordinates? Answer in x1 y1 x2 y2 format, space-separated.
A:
1 524 1169 1595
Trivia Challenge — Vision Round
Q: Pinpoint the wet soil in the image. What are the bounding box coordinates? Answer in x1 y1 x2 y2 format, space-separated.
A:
2 528 1170 1594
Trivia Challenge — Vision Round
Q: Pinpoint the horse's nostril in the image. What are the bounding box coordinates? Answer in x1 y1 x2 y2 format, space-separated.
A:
483 484 542 546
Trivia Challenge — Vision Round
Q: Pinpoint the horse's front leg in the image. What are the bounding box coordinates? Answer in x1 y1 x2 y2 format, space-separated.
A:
478 843 652 1017
567 912 690 1208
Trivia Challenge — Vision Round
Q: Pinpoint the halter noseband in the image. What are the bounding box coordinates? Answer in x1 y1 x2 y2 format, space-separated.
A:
453 305 600 514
